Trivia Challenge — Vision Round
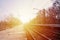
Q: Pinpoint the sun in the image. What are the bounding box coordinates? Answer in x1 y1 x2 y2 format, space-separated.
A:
19 15 31 24
18 14 37 24
13 15 37 24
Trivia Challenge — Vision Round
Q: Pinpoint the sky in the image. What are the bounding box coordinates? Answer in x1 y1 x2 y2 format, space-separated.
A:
0 0 52 23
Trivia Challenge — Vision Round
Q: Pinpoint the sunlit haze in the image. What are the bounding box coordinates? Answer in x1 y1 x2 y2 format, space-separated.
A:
0 0 52 23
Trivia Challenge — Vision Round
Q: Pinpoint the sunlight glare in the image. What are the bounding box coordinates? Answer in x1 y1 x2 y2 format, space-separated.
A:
11 0 52 24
